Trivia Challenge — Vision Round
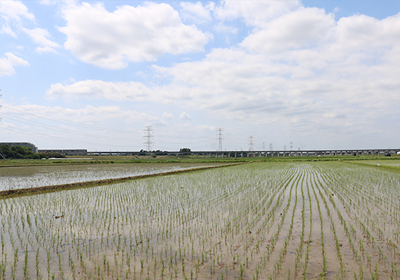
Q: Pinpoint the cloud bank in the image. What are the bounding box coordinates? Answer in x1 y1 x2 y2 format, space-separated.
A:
59 2 211 69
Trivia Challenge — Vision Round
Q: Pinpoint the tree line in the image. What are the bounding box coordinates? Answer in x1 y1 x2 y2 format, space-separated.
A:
0 145 65 159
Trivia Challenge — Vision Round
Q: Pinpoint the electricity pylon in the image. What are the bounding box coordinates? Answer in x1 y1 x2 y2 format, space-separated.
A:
143 126 154 151
217 128 224 151
249 136 254 151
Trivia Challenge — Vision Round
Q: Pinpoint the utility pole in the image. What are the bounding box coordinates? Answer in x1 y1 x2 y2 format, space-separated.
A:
217 128 224 151
249 136 254 151
143 126 154 151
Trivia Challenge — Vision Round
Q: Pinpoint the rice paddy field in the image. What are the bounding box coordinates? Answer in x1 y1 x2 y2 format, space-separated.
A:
0 163 219 191
354 160 400 168
1 161 400 279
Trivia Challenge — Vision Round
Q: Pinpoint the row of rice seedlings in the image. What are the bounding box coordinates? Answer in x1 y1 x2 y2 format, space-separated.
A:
293 169 307 278
2 161 400 279
326 166 398 257
318 165 381 278
213 165 296 279
314 168 366 279
310 171 327 278
253 167 303 278
312 171 346 278
315 162 400 278
302 168 313 279
269 170 304 279
0 162 295 279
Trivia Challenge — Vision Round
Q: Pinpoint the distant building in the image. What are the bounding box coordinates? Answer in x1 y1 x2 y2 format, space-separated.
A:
38 149 87 156
0 142 38 153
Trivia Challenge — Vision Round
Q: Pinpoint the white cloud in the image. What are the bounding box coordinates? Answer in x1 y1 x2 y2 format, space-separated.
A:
0 0 34 37
0 1 59 53
45 8 400 144
2 103 163 125
0 0 34 22
0 24 16 37
241 8 335 53
180 2 213 24
0 52 29 76
214 0 300 27
23 27 60 53
39 0 58 5
46 80 152 101
214 22 237 34
324 13 400 61
179 112 191 120
59 2 210 69
162 113 174 120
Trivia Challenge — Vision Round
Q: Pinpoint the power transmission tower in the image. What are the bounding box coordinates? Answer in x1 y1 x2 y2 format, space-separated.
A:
143 126 154 151
249 136 254 151
269 143 273 151
284 145 286 151
263 142 265 151
216 128 224 151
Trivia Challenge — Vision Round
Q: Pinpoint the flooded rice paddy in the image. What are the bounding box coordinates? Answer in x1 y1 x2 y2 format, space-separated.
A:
0 163 218 191
1 161 400 279
355 160 400 167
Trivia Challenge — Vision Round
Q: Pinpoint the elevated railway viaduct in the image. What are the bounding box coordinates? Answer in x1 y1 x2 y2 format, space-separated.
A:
87 149 399 157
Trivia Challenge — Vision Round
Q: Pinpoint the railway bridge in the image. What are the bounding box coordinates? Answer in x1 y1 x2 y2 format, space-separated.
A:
87 148 399 157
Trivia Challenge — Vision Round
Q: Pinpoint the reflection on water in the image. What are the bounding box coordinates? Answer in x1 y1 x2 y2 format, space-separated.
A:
0 163 217 191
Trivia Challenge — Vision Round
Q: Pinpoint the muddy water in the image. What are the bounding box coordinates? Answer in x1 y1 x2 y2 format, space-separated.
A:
1 162 400 279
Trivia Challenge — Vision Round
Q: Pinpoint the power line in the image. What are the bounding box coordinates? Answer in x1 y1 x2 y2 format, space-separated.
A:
0 100 142 135
2 114 142 141
2 126 142 148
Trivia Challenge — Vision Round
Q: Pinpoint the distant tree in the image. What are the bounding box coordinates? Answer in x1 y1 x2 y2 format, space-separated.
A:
0 145 38 159
0 144 65 159
179 148 191 156
38 152 66 159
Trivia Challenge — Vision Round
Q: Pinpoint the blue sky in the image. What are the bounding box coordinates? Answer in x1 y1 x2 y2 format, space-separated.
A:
0 0 399 151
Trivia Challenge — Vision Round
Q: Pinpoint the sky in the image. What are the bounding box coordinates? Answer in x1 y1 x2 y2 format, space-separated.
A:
0 0 400 152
